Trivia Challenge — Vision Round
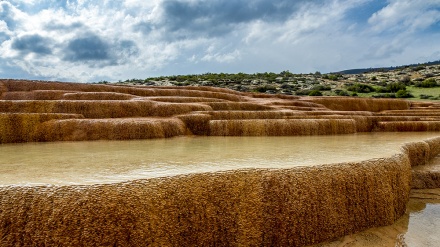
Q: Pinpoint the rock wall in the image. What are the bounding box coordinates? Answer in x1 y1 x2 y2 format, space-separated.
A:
2 80 440 246
3 79 440 143
0 154 411 247
406 137 440 189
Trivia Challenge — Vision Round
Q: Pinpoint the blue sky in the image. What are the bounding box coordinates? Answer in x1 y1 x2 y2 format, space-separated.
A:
0 0 440 82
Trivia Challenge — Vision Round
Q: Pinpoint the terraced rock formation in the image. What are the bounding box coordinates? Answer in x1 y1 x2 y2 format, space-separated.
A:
1 79 440 246
2 79 440 143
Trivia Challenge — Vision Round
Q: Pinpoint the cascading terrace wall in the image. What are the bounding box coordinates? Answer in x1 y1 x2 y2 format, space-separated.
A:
0 152 412 246
2 80 440 246
1 137 439 246
2 136 440 246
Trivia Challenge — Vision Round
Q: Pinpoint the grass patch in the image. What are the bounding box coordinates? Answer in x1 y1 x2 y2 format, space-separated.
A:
406 86 440 101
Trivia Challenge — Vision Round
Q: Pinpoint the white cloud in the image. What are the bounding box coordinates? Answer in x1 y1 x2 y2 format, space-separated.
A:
368 0 440 33
0 0 439 81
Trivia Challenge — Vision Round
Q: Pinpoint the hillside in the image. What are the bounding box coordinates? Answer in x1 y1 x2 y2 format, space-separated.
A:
113 64 440 100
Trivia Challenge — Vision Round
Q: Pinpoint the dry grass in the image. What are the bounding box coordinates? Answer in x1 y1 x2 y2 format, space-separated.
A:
0 153 411 246
209 119 356 136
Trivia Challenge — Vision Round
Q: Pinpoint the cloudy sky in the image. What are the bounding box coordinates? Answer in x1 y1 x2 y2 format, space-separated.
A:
1 0 440 82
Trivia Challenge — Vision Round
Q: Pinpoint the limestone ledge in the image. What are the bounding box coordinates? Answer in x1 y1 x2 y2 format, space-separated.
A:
2 137 440 246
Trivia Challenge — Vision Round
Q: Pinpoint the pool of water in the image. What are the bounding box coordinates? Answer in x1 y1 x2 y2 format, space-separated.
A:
1 132 439 185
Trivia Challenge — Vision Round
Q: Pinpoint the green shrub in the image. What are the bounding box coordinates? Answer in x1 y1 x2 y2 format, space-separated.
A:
255 85 277 93
377 82 407 93
415 78 438 88
372 93 396 98
396 90 413 98
399 76 411 85
337 90 350 96
312 85 331 91
295 90 311 96
308 90 323 96
420 94 433 99
387 82 407 92
347 83 375 93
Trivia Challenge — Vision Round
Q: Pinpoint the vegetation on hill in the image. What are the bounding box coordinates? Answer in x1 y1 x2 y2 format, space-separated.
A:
103 63 440 100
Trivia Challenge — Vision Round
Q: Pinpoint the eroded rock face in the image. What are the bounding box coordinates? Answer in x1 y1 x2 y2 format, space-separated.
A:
2 79 439 144
1 80 440 246
0 154 411 246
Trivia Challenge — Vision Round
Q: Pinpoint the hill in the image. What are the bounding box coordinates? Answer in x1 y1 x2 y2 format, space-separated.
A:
112 63 440 100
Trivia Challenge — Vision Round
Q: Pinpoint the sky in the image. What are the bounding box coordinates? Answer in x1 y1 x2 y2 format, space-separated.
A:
0 0 440 82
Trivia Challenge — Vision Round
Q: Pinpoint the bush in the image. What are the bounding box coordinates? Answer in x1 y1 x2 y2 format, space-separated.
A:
255 85 277 93
415 78 438 88
346 83 376 93
412 65 425 71
399 76 411 85
337 90 350 96
387 82 407 92
372 93 396 98
295 90 311 96
323 74 340 81
395 90 413 98
308 90 323 96
312 85 331 91
420 94 433 99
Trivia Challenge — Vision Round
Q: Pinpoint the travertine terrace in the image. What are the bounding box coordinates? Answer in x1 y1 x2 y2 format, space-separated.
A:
0 79 432 143
1 79 440 246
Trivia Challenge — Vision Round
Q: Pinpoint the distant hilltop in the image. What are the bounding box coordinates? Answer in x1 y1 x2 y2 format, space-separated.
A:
113 62 440 100
337 60 440 74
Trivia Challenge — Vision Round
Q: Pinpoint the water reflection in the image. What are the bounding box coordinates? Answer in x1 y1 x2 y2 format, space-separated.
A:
0 132 439 185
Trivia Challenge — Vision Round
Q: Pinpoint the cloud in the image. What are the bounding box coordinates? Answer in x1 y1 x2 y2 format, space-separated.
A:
0 1 21 30
44 21 83 31
368 0 440 33
0 0 439 82
136 0 303 40
11 34 53 55
64 34 111 62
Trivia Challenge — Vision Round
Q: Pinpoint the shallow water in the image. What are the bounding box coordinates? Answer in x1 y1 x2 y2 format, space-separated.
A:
0 132 439 185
